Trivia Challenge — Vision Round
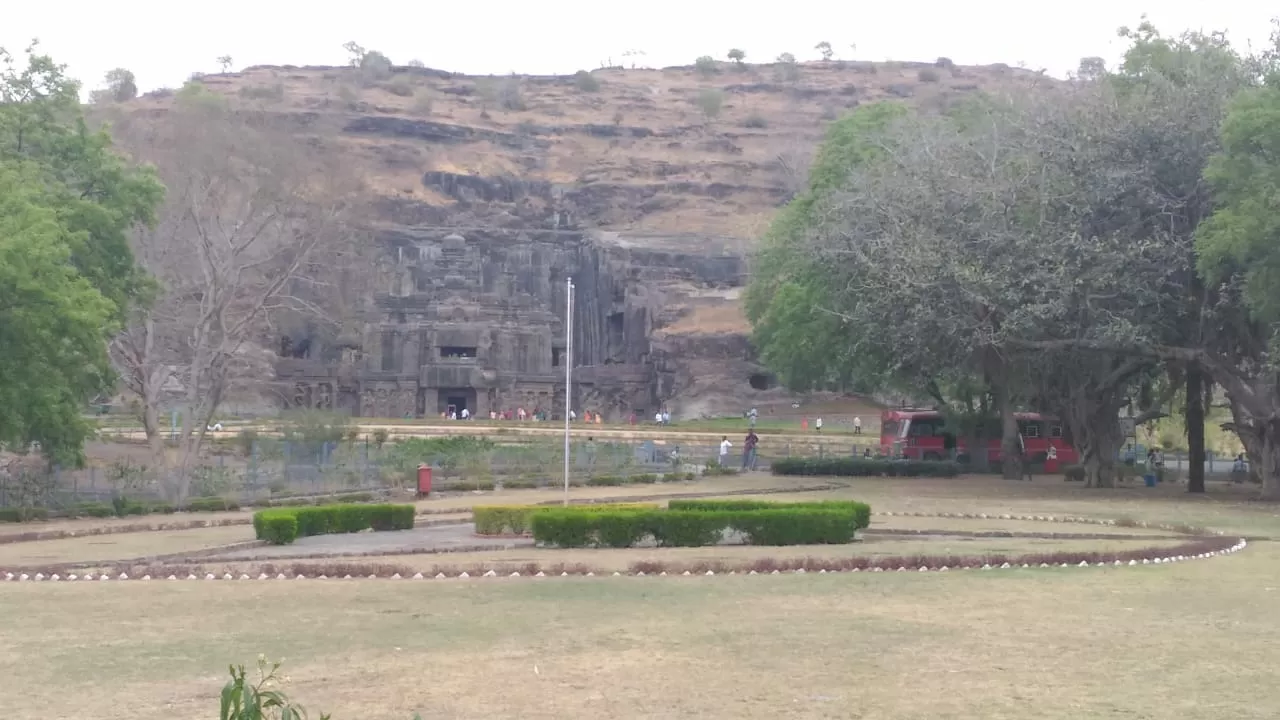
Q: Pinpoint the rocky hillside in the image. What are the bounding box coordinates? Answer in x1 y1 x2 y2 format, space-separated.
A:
112 58 1044 420
125 57 1039 326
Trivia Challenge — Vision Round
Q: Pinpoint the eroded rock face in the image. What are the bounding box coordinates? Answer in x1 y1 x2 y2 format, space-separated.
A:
275 222 764 419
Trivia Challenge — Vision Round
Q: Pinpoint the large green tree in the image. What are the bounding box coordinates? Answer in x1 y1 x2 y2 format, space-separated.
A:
0 43 161 465
0 161 117 466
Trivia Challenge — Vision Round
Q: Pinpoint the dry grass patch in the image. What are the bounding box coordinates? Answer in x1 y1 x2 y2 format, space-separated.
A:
0 544 1274 720
0 525 255 567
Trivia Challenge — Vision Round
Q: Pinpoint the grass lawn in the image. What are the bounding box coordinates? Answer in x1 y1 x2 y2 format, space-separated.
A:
0 525 254 567
2 474 1276 719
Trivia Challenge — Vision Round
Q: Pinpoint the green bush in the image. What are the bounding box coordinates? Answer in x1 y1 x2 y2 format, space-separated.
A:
72 502 116 518
253 503 415 541
530 503 868 548
668 499 871 529
368 504 415 531
259 512 299 544
186 496 240 512
473 503 658 536
771 457 960 478
573 69 600 92
0 507 50 522
586 475 624 486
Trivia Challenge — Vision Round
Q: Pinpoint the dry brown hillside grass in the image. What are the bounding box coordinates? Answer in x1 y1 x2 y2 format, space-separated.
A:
122 59 1044 240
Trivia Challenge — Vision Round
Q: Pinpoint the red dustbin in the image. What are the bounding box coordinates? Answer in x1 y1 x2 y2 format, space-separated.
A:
416 464 433 497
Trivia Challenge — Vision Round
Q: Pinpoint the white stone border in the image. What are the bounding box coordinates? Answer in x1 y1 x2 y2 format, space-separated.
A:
0 511 1245 583
0 535 1244 579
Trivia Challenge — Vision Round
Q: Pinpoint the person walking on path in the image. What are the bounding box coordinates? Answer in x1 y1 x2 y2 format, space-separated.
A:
853 416 862 434
815 417 823 434
719 436 732 466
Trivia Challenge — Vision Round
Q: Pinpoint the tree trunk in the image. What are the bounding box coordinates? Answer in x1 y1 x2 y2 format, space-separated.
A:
1258 420 1280 501
996 382 1020 480
1186 366 1206 493
1078 409 1123 488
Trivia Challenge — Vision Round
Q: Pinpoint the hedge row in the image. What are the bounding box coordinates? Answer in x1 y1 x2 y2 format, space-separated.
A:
530 503 868 548
473 503 658 535
771 457 961 477
253 503 415 545
0 497 241 523
667 499 872 530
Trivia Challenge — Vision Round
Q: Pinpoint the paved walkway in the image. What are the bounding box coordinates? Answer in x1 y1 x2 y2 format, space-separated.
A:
205 523 532 561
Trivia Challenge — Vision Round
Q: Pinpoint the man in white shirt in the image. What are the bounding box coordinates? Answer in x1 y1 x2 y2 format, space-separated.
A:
460 407 470 420
719 436 732 466
853 416 862 434
815 417 823 434
654 411 663 425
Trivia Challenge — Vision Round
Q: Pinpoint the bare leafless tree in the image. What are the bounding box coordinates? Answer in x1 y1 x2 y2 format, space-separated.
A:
110 85 366 502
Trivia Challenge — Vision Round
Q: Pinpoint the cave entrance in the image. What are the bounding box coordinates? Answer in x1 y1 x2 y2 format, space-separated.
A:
748 373 777 391
437 387 477 417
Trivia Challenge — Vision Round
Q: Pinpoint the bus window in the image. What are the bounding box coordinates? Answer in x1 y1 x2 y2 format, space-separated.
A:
1021 422 1041 439
1049 425 1063 439
909 420 942 437
882 421 900 438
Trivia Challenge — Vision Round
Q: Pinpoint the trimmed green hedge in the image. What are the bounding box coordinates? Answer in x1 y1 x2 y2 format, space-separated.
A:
186 496 241 512
0 507 49 523
252 503 415 544
772 457 961 477
530 503 867 548
473 503 658 536
667 499 872 530
258 513 299 544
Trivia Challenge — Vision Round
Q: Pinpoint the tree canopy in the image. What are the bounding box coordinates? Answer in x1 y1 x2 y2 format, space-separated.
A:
0 43 162 465
746 20 1280 493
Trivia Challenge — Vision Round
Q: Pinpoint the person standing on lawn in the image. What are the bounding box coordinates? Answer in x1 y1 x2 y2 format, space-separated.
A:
742 430 759 471
719 436 732 466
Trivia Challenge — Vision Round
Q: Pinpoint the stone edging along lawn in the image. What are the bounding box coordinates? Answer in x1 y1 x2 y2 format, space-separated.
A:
0 511 1250 583
0 537 1250 582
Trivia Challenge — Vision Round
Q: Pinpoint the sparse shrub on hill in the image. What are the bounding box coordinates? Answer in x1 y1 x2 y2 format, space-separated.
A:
815 41 834 61
742 113 768 128
336 83 360 109
384 74 415 97
574 70 600 92
612 110 624 126
238 83 285 101
407 58 426 68
359 50 393 85
774 53 800 82
917 67 941 82
409 95 435 115
728 48 746 67
478 76 526 112
935 56 955 68
695 89 724 121
695 55 718 76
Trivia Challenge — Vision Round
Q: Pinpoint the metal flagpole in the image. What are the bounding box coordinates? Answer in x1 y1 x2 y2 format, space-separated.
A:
563 277 574 506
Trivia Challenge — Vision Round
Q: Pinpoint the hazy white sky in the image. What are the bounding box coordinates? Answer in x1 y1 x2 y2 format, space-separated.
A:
4 1 1277 93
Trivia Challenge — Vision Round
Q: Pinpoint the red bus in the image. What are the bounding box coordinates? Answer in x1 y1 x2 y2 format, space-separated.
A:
880 408 1077 468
